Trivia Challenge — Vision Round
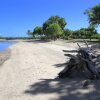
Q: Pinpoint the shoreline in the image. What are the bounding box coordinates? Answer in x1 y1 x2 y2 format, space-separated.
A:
0 40 99 67
0 48 11 66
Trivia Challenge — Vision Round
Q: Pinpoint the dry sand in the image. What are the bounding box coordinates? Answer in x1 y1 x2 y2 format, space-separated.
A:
0 40 100 100
0 49 11 66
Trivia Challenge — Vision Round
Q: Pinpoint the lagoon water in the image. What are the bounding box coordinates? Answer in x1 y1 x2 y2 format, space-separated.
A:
0 42 15 51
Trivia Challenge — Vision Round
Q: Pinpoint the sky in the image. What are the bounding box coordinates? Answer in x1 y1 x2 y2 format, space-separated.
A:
0 0 100 37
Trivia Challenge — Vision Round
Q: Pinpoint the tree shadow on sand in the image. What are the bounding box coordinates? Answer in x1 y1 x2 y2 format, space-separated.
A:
54 62 67 67
25 40 50 43
24 77 100 100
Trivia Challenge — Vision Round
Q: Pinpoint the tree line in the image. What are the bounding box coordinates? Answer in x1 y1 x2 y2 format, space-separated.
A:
27 4 100 40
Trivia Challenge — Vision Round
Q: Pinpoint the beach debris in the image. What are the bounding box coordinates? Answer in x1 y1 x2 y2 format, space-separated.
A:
82 80 91 88
58 40 100 80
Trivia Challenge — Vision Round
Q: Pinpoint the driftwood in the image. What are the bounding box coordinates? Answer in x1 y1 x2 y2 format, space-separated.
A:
58 41 100 79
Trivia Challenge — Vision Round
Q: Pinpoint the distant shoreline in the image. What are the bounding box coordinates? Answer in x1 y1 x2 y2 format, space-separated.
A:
0 38 100 43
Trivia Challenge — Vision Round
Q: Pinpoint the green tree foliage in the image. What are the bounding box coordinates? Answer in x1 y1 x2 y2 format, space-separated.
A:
71 27 97 39
94 34 100 39
45 23 63 40
27 10 100 40
71 30 81 39
85 4 100 26
33 26 43 37
62 29 73 39
85 27 97 39
27 30 33 37
94 34 100 46
43 15 67 31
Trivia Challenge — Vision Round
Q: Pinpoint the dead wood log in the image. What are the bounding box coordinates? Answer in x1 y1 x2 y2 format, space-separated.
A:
58 58 77 78
63 50 78 53
58 42 100 79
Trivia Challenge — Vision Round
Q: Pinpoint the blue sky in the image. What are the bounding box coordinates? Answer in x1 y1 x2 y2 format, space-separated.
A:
0 0 100 37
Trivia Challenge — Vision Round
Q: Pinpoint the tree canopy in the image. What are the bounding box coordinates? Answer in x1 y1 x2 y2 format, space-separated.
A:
45 23 63 40
71 27 97 39
43 16 67 31
33 26 43 36
27 30 33 37
27 5 100 41
85 4 100 26
61 29 73 39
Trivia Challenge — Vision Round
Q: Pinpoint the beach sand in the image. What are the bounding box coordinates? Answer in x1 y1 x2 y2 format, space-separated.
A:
0 40 100 100
0 49 11 66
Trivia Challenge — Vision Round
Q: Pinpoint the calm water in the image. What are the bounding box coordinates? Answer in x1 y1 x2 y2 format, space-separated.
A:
0 42 15 51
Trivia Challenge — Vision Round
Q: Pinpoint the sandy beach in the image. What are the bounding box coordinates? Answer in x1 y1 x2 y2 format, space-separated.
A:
0 49 11 66
0 40 100 100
